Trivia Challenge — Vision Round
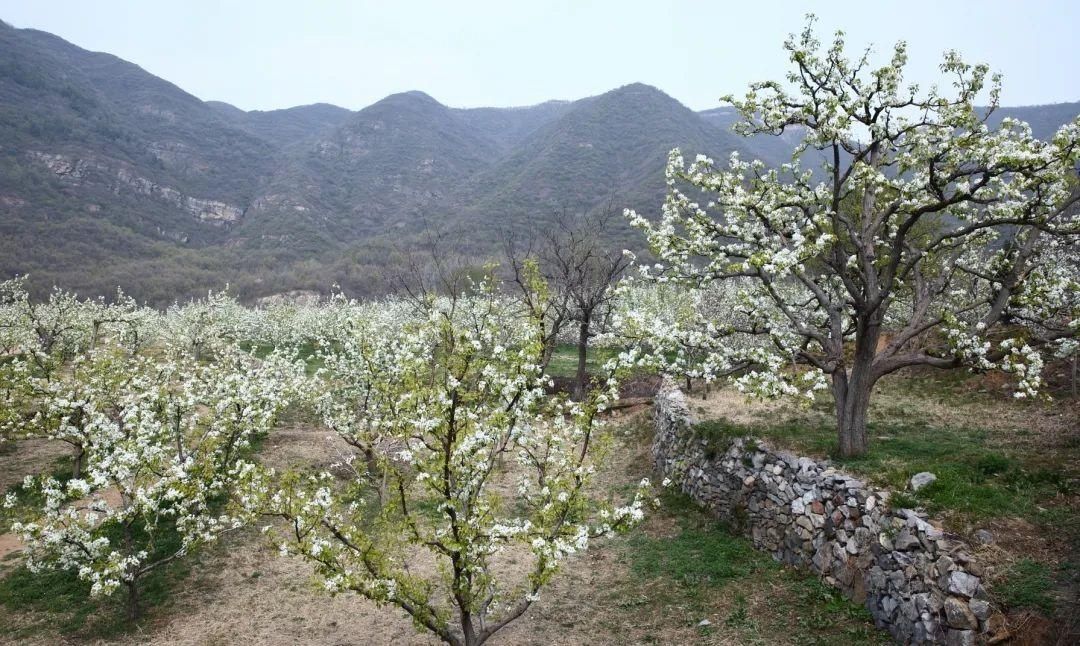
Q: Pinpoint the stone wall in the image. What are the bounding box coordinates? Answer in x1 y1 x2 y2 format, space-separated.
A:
652 380 1005 645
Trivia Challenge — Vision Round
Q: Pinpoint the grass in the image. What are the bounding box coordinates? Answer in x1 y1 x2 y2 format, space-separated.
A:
693 411 1074 523
995 559 1057 614
0 515 195 641
689 371 1080 633
0 431 264 641
545 343 622 379
1 366 1073 642
240 339 326 375
618 490 888 645
628 500 767 601
245 339 629 382
0 454 73 534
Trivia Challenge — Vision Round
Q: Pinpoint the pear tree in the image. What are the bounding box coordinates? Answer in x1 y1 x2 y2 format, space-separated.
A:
261 282 653 646
626 18 1080 456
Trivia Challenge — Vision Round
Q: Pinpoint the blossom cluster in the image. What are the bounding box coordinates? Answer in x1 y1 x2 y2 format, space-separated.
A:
254 280 653 645
622 17 1080 407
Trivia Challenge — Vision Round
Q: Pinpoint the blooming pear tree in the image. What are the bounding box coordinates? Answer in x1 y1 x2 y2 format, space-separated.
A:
30 349 141 477
9 347 303 620
160 290 250 361
0 278 98 378
626 18 1080 456
0 279 155 450
261 282 653 646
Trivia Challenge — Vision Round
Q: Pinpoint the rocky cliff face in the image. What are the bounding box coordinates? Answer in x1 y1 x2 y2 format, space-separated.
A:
28 152 244 224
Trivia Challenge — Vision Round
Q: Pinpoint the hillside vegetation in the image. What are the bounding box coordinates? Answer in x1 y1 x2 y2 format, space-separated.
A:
3 20 1076 305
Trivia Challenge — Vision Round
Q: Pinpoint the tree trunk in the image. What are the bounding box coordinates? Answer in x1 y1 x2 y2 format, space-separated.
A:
124 521 140 621
1072 355 1077 398
72 444 85 479
833 320 880 458
461 612 478 646
126 579 140 621
834 371 871 458
540 339 557 373
574 319 589 401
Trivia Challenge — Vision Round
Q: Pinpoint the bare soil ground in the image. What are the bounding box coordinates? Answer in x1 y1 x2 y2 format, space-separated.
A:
0 439 72 564
0 419 648 645
0 439 70 493
0 407 886 645
19 366 1070 645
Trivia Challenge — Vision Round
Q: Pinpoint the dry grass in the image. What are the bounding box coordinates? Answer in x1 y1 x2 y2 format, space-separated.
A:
0 439 70 493
0 404 889 645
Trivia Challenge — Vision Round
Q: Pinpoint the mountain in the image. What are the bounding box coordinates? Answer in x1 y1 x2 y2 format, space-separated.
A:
1 21 1077 305
0 21 284 302
457 83 753 247
244 90 503 247
452 100 575 152
207 101 354 149
982 102 1080 140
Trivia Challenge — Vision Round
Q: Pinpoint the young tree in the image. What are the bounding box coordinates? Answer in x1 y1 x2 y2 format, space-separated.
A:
10 348 302 620
626 18 1080 456
0 279 155 458
260 282 652 646
0 278 97 378
161 290 249 361
506 207 632 399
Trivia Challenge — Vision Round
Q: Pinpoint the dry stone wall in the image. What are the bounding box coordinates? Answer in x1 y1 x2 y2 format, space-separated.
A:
652 380 1005 645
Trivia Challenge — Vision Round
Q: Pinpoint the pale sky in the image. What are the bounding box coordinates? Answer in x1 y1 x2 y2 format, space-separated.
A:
1 0 1077 112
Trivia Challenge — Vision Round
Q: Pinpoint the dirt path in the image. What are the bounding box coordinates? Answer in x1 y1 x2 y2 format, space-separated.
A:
0 534 21 563
107 527 659 646
0 408 895 645
118 529 442 646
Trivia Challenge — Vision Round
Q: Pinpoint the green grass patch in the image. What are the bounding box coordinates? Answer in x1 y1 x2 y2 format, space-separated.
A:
0 454 73 534
0 515 195 640
628 518 768 599
692 414 1074 522
623 491 886 644
783 575 883 642
995 559 1057 613
240 339 326 375
545 343 622 379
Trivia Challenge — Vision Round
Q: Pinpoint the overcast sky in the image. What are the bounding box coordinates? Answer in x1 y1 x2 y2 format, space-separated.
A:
2 0 1077 112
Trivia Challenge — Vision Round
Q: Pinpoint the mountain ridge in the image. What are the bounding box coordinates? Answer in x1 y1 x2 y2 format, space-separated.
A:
1 20 1077 305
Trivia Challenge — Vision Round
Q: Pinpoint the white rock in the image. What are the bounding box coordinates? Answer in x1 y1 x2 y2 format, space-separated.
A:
947 571 979 598
910 472 937 491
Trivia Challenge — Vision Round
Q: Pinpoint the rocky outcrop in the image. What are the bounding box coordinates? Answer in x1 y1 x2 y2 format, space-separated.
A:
254 290 321 307
29 151 243 224
652 380 1005 644
29 151 107 179
182 196 243 223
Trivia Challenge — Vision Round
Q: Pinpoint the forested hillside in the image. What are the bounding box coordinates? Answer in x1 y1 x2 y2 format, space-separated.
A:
1 20 1077 305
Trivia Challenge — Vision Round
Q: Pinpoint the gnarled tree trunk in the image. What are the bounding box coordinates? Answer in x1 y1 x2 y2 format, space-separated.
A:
832 319 881 458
